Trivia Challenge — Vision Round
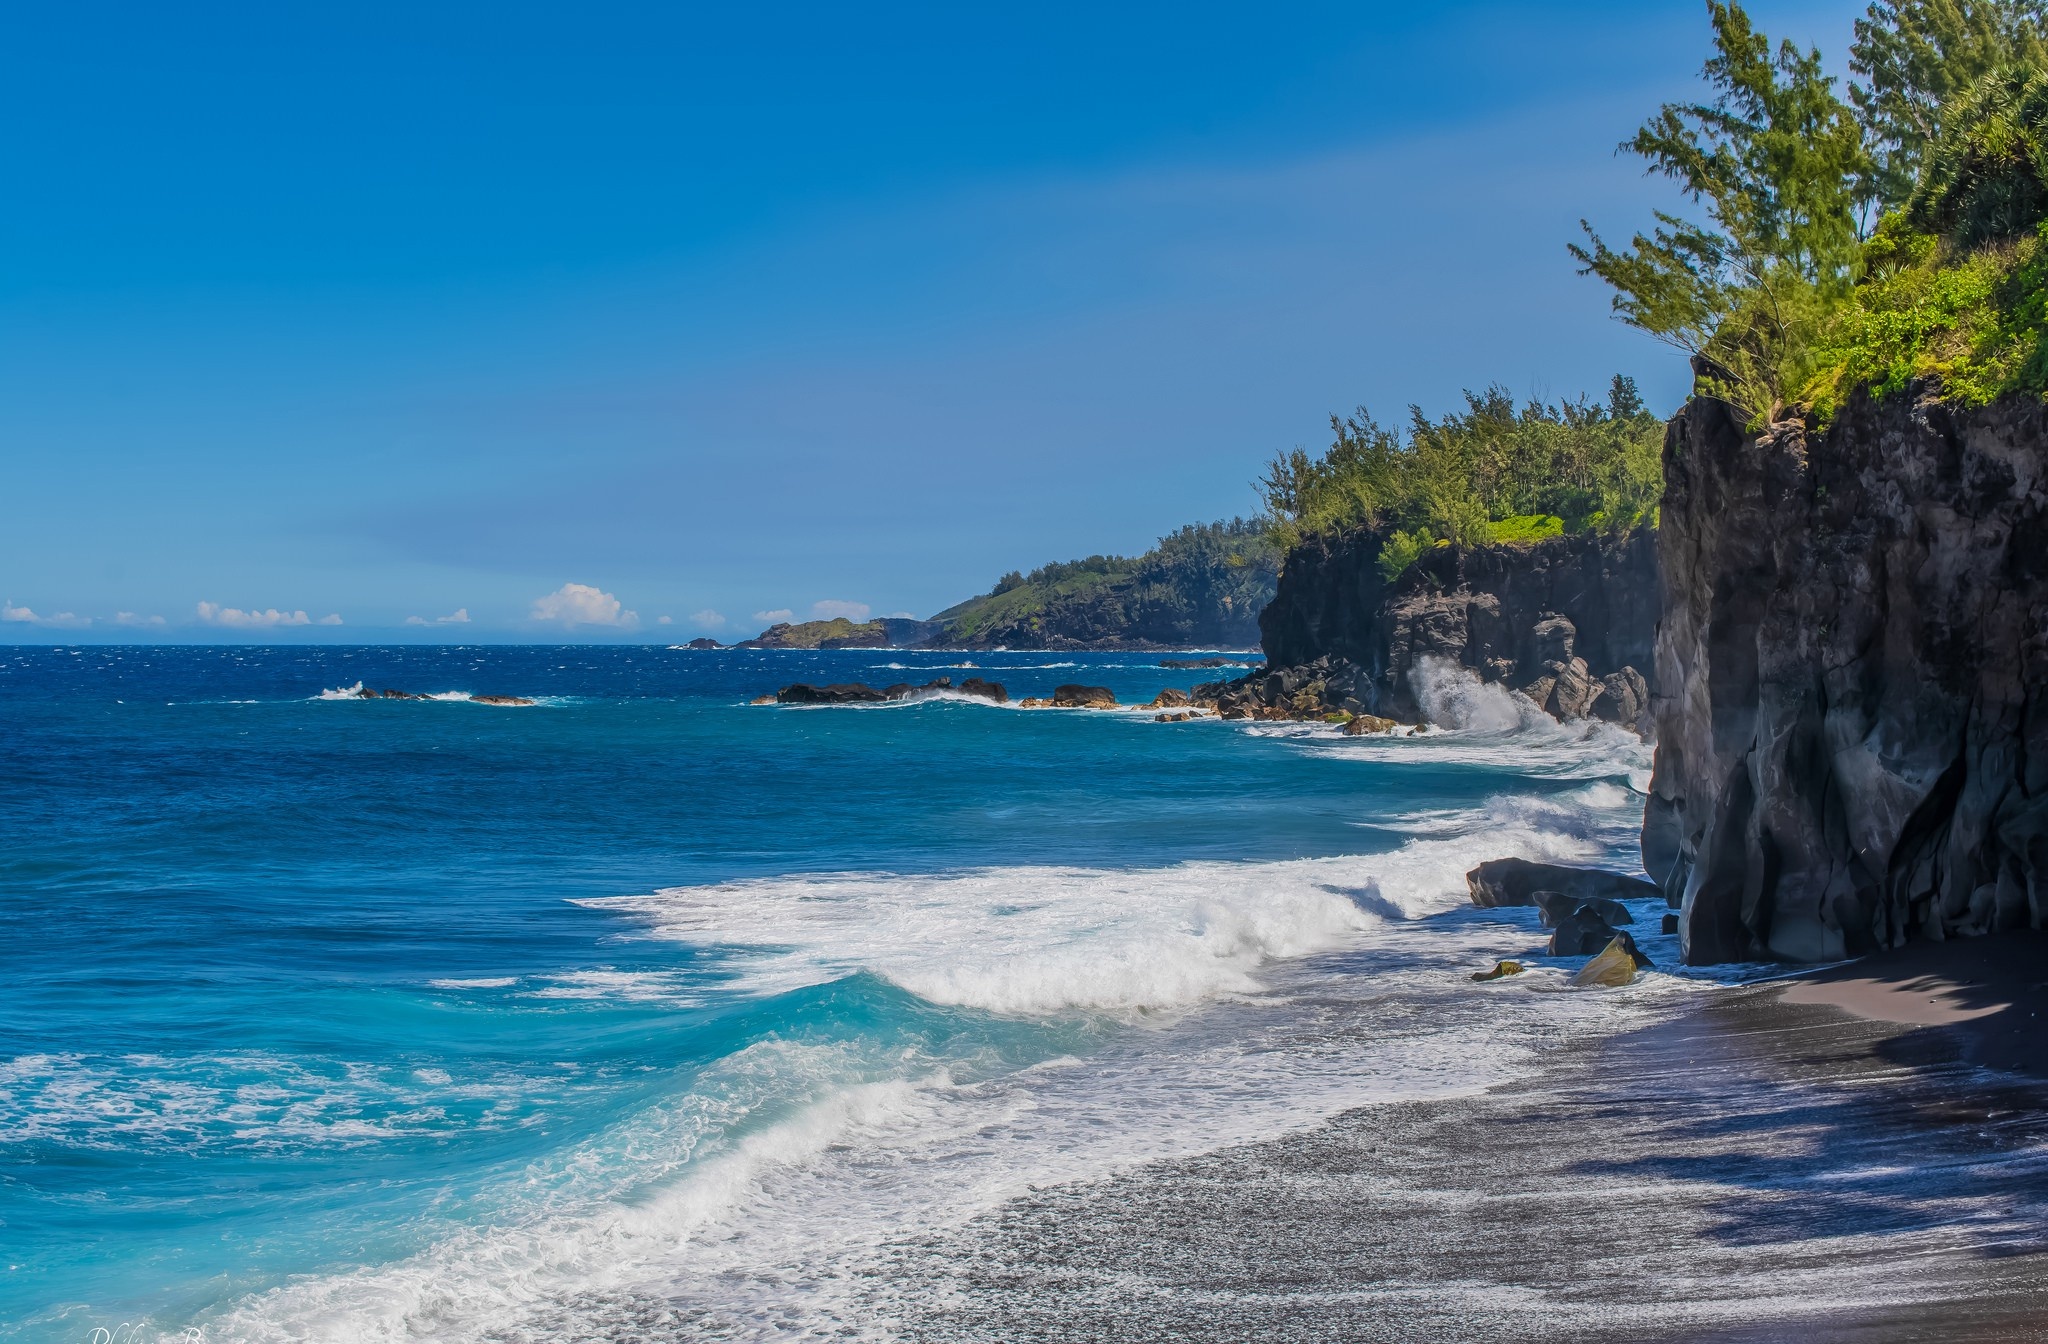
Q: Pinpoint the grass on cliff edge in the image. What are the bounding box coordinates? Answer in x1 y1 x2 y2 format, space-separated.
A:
1803 217 2048 419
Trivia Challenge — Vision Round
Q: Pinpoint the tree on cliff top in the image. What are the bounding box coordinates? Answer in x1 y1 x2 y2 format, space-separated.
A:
1854 0 2048 209
1574 2 1869 425
1257 376 1662 565
1579 1 2048 424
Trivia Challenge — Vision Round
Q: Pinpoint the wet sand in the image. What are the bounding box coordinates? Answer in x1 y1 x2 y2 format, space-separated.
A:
866 934 2048 1342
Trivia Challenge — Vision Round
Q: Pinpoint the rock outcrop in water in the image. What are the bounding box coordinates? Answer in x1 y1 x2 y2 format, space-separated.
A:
773 677 1007 705
1197 528 1659 729
1648 378 2048 964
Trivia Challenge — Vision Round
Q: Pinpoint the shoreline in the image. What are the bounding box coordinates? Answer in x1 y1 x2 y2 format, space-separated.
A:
864 934 2048 1342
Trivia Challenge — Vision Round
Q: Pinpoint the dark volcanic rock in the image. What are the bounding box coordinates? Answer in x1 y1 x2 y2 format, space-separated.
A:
779 677 980 704
1051 683 1119 708
1531 889 1633 929
777 682 891 704
1465 858 1659 909
1649 377 2048 964
1161 657 1244 669
683 638 723 650
1241 527 1658 729
1549 908 1622 957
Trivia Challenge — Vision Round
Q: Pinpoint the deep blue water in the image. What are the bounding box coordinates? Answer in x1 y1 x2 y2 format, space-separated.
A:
1 645 1654 1342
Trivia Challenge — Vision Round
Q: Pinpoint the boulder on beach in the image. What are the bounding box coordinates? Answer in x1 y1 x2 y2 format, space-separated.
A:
1465 858 1659 909
1531 889 1633 929
1549 907 1622 957
1469 960 1525 982
1051 684 1118 708
1570 932 1654 987
1342 713 1400 735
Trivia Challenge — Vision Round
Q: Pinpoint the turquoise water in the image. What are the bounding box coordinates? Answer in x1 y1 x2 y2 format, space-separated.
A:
1 645 1666 1341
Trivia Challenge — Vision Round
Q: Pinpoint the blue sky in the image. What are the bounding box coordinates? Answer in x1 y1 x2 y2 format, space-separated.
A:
1 1 1859 641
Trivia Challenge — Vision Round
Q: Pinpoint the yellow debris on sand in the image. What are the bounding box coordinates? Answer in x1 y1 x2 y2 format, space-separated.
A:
1470 960 1525 982
1571 936 1640 988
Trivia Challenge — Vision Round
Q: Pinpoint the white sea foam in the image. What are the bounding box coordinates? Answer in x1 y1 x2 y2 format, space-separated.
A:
312 685 560 707
582 786 1623 1021
152 673 1715 1343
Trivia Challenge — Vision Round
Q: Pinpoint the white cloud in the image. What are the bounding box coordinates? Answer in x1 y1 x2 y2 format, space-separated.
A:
406 608 468 626
752 609 795 624
2 602 91 628
885 611 916 620
656 615 673 625
3 602 91 631
531 583 637 627
318 613 343 625
811 600 871 621
196 601 313 628
113 612 167 627
691 609 727 628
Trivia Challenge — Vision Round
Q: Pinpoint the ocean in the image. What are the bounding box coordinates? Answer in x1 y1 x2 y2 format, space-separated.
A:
1 645 1727 1342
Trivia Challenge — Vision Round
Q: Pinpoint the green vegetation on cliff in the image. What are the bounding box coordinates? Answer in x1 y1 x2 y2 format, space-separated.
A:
1579 0 2048 425
932 519 1279 648
1256 378 1664 564
739 617 892 648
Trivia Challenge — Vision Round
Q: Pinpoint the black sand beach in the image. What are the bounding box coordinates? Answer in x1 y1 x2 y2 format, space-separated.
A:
867 934 2048 1342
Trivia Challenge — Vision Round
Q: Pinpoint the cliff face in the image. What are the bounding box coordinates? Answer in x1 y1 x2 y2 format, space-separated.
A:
1249 527 1659 727
1649 381 2048 964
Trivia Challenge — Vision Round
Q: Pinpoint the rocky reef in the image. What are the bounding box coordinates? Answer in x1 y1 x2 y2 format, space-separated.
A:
1200 527 1658 730
1648 379 2048 964
772 676 1007 704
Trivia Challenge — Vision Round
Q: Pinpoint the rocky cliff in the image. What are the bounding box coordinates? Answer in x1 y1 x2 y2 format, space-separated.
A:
1226 527 1658 728
1648 379 2048 965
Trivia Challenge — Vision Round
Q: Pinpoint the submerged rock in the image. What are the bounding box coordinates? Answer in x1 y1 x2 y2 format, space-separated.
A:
1465 858 1659 909
1469 960 1526 982
1341 713 1400 736
470 695 536 707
